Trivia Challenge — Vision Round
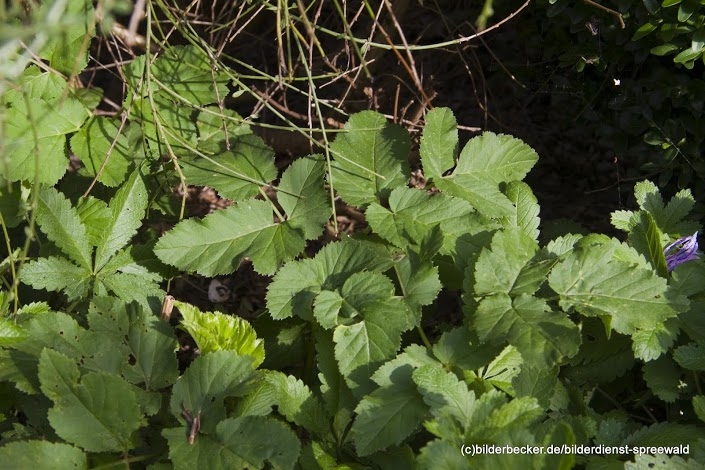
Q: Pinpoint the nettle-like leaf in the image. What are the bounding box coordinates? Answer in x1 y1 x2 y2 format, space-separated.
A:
39 349 141 453
180 134 277 202
155 156 329 276
329 111 411 207
176 300 265 366
434 131 538 220
549 237 689 336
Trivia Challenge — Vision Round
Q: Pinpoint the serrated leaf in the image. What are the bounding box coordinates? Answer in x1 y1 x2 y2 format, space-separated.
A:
37 0 95 74
70 116 134 187
180 134 277 201
20 256 91 301
417 440 468 470
39 349 141 452
413 365 474 426
0 318 27 346
94 167 148 270
329 111 411 207
549 241 687 335
474 229 539 296
693 396 705 424
6 98 90 185
436 173 516 219
391 245 442 314
196 107 251 153
501 181 540 240
473 294 580 367
267 239 392 320
34 186 92 268
278 156 330 238
642 355 681 402
169 351 259 435
366 186 475 250
628 211 668 276
98 271 163 311
420 107 458 180
632 320 679 361
350 361 428 456
3 66 67 105
454 131 538 184
634 181 700 236
674 343 705 370
163 415 300 470
627 454 700 470
176 300 264 366
0 441 87 470
260 371 329 436
314 329 356 438
512 365 559 409
624 422 705 447
75 196 111 247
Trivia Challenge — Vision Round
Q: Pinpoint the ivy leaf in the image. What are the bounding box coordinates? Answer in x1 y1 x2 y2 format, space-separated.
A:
70 117 136 187
34 186 92 269
155 157 328 276
420 107 458 180
548 240 687 335
38 349 141 452
169 351 259 435
176 300 265 367
267 239 392 320
180 134 278 201
94 167 148 271
329 111 411 207
473 294 580 368
163 416 300 470
6 98 90 185
20 256 91 301
0 441 87 469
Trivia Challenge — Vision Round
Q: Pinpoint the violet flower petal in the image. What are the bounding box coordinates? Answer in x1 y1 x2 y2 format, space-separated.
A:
664 232 699 272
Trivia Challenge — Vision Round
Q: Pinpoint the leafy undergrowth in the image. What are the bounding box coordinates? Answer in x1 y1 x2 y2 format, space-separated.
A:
3 4 705 469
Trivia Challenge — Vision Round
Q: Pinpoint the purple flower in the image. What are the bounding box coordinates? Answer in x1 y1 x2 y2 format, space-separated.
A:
664 232 699 272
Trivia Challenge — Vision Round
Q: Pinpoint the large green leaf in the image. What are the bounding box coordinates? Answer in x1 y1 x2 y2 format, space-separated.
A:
474 229 540 296
5 98 90 185
0 441 87 470
180 134 277 201
549 240 688 335
329 111 411 207
38 349 141 452
94 167 148 270
163 416 300 470
34 186 92 269
419 107 458 180
155 157 328 276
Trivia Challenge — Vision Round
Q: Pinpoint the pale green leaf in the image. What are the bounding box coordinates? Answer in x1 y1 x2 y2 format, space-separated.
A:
419 107 458 180
0 318 27 346
6 98 90 184
94 167 148 270
70 116 135 187
0 441 87 470
549 240 688 335
169 351 259 434
642 355 681 402
35 186 92 268
391 246 442 313
480 345 524 392
474 229 539 296
473 294 580 367
163 416 300 470
417 440 468 470
98 271 164 311
20 256 91 301
413 364 474 426
435 173 515 219
39 349 141 452
75 195 110 247
628 211 668 276
501 181 540 240
329 111 411 207
180 134 277 201
37 0 95 74
611 209 635 231
3 66 67 105
632 320 679 361
266 239 392 320
176 300 264 366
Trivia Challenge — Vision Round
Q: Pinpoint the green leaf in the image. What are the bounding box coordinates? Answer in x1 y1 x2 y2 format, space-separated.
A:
38 349 141 452
6 98 90 185
642 355 681 402
435 173 516 219
75 196 111 247
176 300 265 366
391 240 442 313
473 294 580 367
627 212 668 276
0 441 87 470
267 239 392 320
349 358 429 456
548 240 687 335
163 416 300 470
20 256 91 301
632 181 699 236
196 107 251 153
693 396 705 424
70 116 135 187
512 365 559 409
94 167 148 270
169 351 259 435
501 181 540 240
413 364 474 426
3 66 68 105
632 320 679 361
0 318 27 346
180 134 277 201
329 111 411 207
260 371 329 436
156 157 328 276
35 186 92 269
474 229 539 296
417 440 468 470
674 343 705 370
37 0 95 74
420 107 458 180
454 131 538 184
